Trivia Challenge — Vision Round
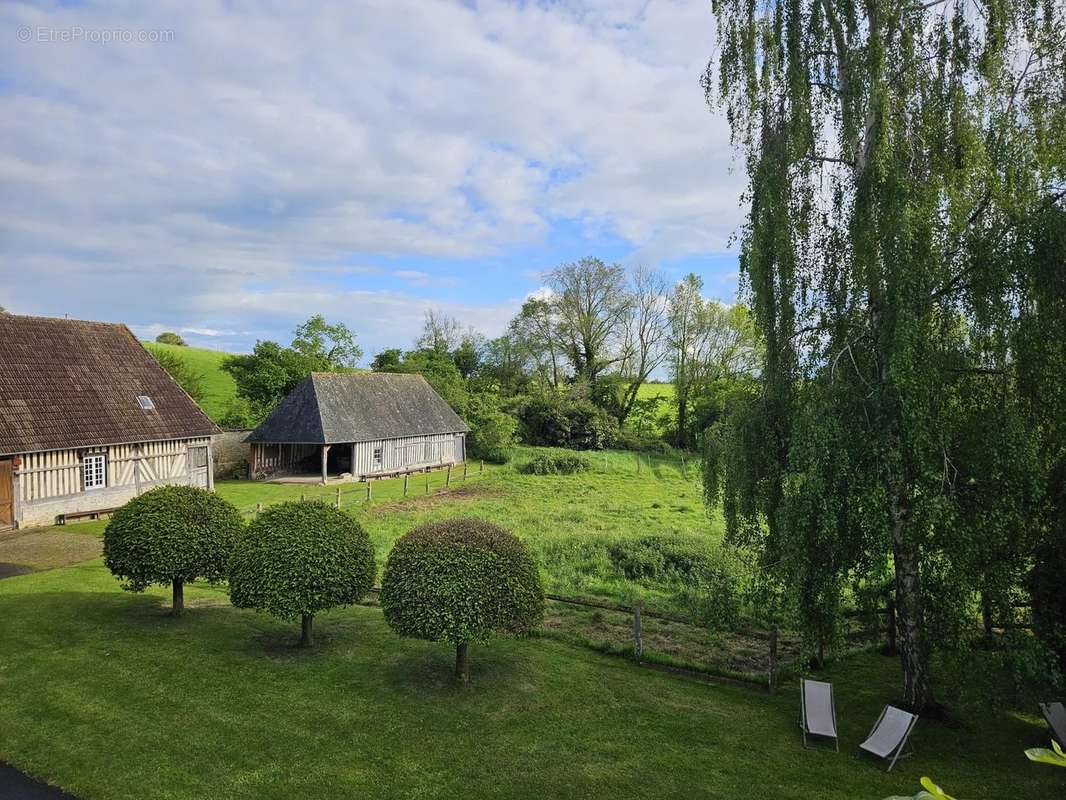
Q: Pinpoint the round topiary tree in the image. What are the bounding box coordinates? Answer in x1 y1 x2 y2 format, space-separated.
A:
104 484 244 616
380 518 544 683
228 501 375 647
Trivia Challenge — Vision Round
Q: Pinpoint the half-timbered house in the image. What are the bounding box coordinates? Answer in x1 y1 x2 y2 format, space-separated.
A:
0 315 220 529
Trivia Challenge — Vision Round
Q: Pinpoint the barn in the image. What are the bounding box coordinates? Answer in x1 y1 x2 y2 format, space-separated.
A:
247 372 469 483
0 315 220 530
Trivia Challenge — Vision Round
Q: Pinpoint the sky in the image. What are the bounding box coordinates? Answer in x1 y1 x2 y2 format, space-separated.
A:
0 0 745 361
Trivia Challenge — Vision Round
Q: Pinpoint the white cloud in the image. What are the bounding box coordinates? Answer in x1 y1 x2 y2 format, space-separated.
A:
0 0 743 354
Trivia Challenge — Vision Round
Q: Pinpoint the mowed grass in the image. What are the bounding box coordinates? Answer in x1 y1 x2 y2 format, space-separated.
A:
143 341 238 421
0 562 1059 800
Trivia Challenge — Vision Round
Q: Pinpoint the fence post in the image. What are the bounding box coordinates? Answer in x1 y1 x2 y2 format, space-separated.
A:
335 487 341 509
463 462 468 481
425 471 430 494
885 597 898 656
633 601 643 661
981 592 994 635
366 481 372 503
300 493 305 502
446 464 452 488
255 502 262 517
768 628 779 694
403 473 409 497
480 459 484 473
680 454 687 480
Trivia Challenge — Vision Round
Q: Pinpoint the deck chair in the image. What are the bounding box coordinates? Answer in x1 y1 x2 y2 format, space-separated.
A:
859 705 918 772
799 678 839 751
1040 702 1066 747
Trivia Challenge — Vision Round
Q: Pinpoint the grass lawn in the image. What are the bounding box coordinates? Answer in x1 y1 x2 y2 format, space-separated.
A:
0 561 1059 800
143 342 239 422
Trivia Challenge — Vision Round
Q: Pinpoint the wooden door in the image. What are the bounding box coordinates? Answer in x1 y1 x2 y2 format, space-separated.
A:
188 447 209 489
0 459 14 529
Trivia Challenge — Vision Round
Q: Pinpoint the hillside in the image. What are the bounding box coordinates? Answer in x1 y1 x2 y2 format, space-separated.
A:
142 342 239 422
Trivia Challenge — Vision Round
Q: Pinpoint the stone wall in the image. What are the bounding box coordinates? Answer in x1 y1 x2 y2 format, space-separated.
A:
213 430 251 479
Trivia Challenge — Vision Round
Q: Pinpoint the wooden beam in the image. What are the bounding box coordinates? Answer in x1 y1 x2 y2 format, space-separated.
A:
321 445 330 485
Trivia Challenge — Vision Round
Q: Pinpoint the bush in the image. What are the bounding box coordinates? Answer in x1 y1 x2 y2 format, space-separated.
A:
607 536 741 628
155 331 187 346
380 518 544 682
519 452 591 475
465 395 518 464
515 394 618 450
228 501 375 647
614 429 675 455
1029 532 1066 671
104 485 243 616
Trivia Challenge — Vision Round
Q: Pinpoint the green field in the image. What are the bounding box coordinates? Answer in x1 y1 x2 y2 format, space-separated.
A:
1 448 1060 799
143 341 238 421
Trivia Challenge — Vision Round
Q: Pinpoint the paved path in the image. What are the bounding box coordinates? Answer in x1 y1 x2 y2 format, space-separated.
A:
0 764 75 799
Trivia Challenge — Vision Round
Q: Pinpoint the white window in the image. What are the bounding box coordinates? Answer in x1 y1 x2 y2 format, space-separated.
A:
137 395 155 410
83 453 107 490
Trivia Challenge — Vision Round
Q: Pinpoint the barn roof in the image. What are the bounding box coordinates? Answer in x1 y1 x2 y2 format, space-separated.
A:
0 314 219 456
247 372 469 444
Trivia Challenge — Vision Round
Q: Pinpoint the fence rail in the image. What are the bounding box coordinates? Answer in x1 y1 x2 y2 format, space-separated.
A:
238 460 485 518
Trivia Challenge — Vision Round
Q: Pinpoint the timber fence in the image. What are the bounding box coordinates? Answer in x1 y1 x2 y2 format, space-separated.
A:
237 460 486 519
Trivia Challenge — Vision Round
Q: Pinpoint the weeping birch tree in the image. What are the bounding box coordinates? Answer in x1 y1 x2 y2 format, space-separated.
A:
704 1 1066 712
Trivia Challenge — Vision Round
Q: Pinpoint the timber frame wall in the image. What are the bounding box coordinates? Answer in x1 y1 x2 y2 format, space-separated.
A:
9 436 213 528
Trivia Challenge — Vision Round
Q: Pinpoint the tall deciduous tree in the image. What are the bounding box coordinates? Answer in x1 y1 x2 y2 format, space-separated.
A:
416 308 463 353
550 257 631 382
510 297 564 388
617 265 669 423
704 0 1066 711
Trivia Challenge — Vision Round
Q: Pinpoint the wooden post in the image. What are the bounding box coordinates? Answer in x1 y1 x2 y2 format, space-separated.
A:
366 481 372 503
255 502 262 517
768 628 779 694
425 471 430 494
463 462 468 481
981 592 994 635
335 487 341 509
680 454 687 479
636 455 641 474
633 601 643 660
300 493 305 502
320 444 330 485
403 473 410 497
446 464 452 488
480 460 484 473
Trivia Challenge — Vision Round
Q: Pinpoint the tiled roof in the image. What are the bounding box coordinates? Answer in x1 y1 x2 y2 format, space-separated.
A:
247 372 469 444
0 314 219 455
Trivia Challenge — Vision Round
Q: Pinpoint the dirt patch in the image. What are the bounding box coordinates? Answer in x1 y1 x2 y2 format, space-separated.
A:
0 529 103 574
374 483 502 512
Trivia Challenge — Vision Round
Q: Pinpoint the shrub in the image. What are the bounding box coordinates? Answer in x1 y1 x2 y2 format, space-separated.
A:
1029 532 1066 671
228 501 375 647
519 452 591 475
465 395 518 464
155 331 187 346
515 394 618 450
615 429 675 455
104 485 243 616
380 518 544 682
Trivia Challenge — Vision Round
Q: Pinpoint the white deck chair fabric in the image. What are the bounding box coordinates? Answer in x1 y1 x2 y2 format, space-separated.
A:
800 679 838 750
1041 702 1066 746
859 705 918 771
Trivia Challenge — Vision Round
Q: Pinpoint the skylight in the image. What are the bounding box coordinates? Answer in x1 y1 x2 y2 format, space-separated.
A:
137 395 155 410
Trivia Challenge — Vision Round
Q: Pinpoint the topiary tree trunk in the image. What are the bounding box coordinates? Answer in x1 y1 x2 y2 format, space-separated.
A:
300 613 314 648
172 578 184 617
455 642 469 683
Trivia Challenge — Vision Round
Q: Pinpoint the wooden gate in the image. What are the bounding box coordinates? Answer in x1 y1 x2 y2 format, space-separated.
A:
0 459 14 529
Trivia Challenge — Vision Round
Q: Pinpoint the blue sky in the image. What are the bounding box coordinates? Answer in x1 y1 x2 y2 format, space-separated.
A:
0 1 744 361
